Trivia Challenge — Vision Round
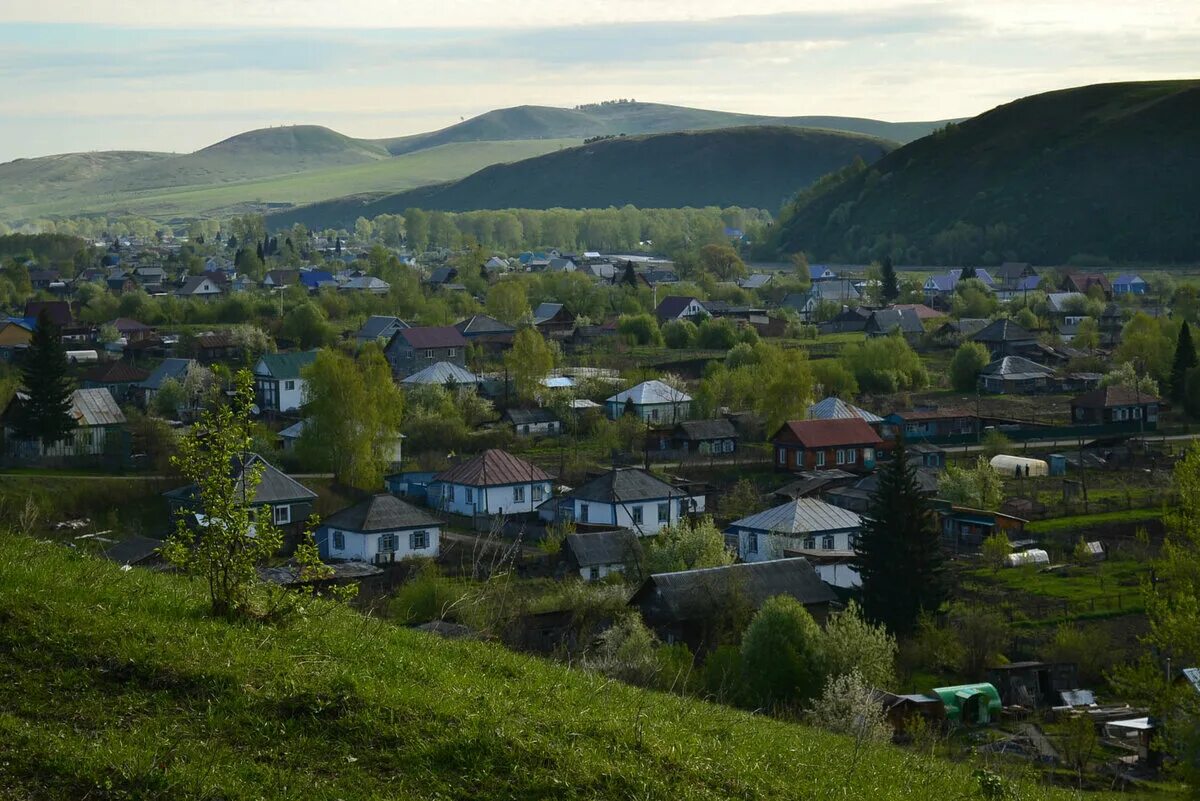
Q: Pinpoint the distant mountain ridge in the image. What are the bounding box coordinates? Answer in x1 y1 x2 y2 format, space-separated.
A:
0 102 950 223
270 126 897 229
775 80 1200 264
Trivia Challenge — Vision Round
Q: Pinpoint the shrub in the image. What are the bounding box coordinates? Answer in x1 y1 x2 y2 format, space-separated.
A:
949 342 990 391
661 319 697 349
822 601 897 688
806 670 892 744
741 595 826 710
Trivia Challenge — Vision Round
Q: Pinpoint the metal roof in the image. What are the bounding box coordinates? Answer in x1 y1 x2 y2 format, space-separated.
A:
70 388 126 426
632 558 836 621
433 449 551 487
567 468 682 504
356 315 408 340
401 361 478 385
323 494 440 533
673 418 737 440
397 326 468 349
136 358 196 390
773 417 883 448
730 498 862 535
164 452 317 506
256 350 319 380
606 379 692 406
565 530 642 567
807 396 883 423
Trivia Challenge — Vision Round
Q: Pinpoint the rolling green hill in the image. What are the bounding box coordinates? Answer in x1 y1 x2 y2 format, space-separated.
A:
775 80 1200 265
0 534 1095 801
378 101 952 154
0 103 950 224
273 126 896 229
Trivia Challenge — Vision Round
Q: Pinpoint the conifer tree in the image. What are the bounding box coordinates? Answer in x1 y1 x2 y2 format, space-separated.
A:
880 255 899 303
11 309 75 446
853 438 948 634
1169 320 1197 402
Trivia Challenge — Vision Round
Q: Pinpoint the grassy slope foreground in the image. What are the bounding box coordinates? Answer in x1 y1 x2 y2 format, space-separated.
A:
0 535 1094 801
776 80 1200 264
274 126 896 229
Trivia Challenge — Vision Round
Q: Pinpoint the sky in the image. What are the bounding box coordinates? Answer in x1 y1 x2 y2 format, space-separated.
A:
0 0 1197 162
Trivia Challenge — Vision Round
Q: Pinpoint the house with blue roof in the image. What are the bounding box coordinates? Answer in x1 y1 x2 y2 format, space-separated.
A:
809 265 837 282
1113 274 1149 295
299 270 335 291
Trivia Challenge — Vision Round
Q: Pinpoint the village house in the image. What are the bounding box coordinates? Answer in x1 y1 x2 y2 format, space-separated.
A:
977 356 1056 394
504 407 562 437
771 418 882 472
807 396 884 429
430 449 553 517
991 262 1038 292
107 317 156 344
669 418 738 455
605 380 693 423
1113 274 1149 296
253 350 319 414
630 559 837 651
932 318 989 346
1070 386 1160 427
317 494 441 564
340 275 390 294
455 314 515 355
192 330 240 364
262 269 299 289
1 387 127 465
175 275 222 301
970 318 1038 359
400 361 479 389
81 360 149 403
0 317 34 360
355 315 409 347
864 308 925 343
1060 271 1113 299
728 498 862 579
134 357 196 408
384 326 468 378
550 467 698 536
563 530 643 582
881 408 980 442
654 295 708 324
532 302 576 338
809 264 838 282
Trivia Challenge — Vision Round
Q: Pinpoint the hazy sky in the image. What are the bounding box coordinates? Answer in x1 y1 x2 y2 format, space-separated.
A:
1 0 1197 162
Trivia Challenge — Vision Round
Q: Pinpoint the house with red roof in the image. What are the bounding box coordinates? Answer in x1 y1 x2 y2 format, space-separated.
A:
384 326 468 378
429 449 553 516
770 418 883 472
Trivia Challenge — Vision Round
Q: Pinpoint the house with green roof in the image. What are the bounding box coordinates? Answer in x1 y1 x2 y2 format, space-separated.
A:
253 349 319 413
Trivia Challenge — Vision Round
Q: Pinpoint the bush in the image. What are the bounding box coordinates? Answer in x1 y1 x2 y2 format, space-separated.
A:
661 319 697 349
616 313 663 347
822 601 896 688
696 317 739 349
1040 625 1113 686
741 595 826 710
811 358 859 399
700 645 746 705
806 670 892 744
841 336 927 395
389 564 470 625
949 342 990 391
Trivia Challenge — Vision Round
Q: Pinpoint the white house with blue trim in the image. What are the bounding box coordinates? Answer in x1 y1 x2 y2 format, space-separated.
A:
429 449 553 517
318 494 441 563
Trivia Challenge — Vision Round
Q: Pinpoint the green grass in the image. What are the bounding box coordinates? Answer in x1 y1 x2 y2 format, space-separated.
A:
2 139 581 221
0 534 1106 801
1025 508 1164 535
965 558 1146 604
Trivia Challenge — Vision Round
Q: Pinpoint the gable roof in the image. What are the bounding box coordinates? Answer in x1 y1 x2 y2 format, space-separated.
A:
298 270 334 288
1015 275 1042 291
772 418 883 448
607 379 692 406
738 273 773 290
264 269 299 286
1072 385 1161 408
82 360 149 384
396 326 468 349
256 350 319 380
993 262 1034 280
1062 272 1112 294
937 318 989 337
731 498 862 534
504 407 560 425
892 303 942 320
971 318 1035 344
323 494 440 533
165 453 317 506
673 418 738 440
357 315 408 341
807 396 883 424
108 317 153 334
568 468 683 504
866 308 924 335
136 358 195 390
979 356 1055 378
434 449 551 487
655 295 703 321
1113 273 1146 286
178 275 220 295
565 530 643 568
533 302 571 324
809 264 836 280
24 301 72 327
70 388 125 426
633 558 836 621
400 361 479 385
455 314 515 335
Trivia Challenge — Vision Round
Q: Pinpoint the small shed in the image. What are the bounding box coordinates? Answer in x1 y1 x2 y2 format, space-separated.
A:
987 661 1079 706
932 683 1002 725
989 454 1048 478
1047 454 1067 476
1006 548 1050 567
875 691 947 733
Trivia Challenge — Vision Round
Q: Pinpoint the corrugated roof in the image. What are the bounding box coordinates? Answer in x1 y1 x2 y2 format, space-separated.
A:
137 358 194 390
434 449 551 487
807 397 882 423
567 468 682 503
82 360 149 384
980 356 1055 377
674 418 737 440
455 314 515 335
256 350 319 380
70 388 125 427
773 418 882 448
398 326 468 349
731 498 862 535
165 453 317 506
607 379 692 406
634 558 836 621
565 530 642 567
1072 385 1160 408
971 318 1035 344
357 315 409 340
401 361 478 385
323 494 440 533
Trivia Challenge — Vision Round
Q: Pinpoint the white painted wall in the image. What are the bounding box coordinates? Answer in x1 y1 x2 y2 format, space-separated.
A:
579 563 625 582
436 481 552 516
277 378 306 413
572 497 680 536
736 528 856 563
325 525 440 562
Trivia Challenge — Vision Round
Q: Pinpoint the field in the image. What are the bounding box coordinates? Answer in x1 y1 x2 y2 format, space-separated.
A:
0 533 1111 801
2 139 580 221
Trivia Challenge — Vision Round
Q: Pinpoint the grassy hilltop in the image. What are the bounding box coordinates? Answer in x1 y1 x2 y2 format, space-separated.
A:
0 534 1102 801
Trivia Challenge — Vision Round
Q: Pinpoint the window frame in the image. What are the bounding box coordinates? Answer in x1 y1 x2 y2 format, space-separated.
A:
632 505 643 525
657 502 670 522
513 485 526 503
332 530 345 550
273 505 291 525
579 503 589 523
410 529 429 550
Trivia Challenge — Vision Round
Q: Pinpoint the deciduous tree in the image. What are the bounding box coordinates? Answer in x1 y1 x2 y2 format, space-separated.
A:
740 595 826 710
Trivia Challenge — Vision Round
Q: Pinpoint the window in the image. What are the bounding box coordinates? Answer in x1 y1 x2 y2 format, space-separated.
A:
747 532 758 553
513 486 526 503
632 506 643 525
803 536 816 550
447 348 456 358
332 531 345 550
651 408 659 421
579 503 589 523
410 530 429 550
657 502 670 521
822 535 835 550
778 448 786 465
424 349 434 360
589 566 600 580
816 451 826 467
836 449 845 465
465 487 474 504
378 532 397 552
864 448 874 463
273 505 291 525
1134 407 1143 419
532 484 546 502
794 450 803 467
848 448 856 464
284 380 295 391
446 485 455 502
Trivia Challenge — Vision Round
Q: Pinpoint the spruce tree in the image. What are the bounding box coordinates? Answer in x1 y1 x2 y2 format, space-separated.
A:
960 265 977 280
853 438 948 634
1169 320 1198 402
11 310 76 446
880 255 899 303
